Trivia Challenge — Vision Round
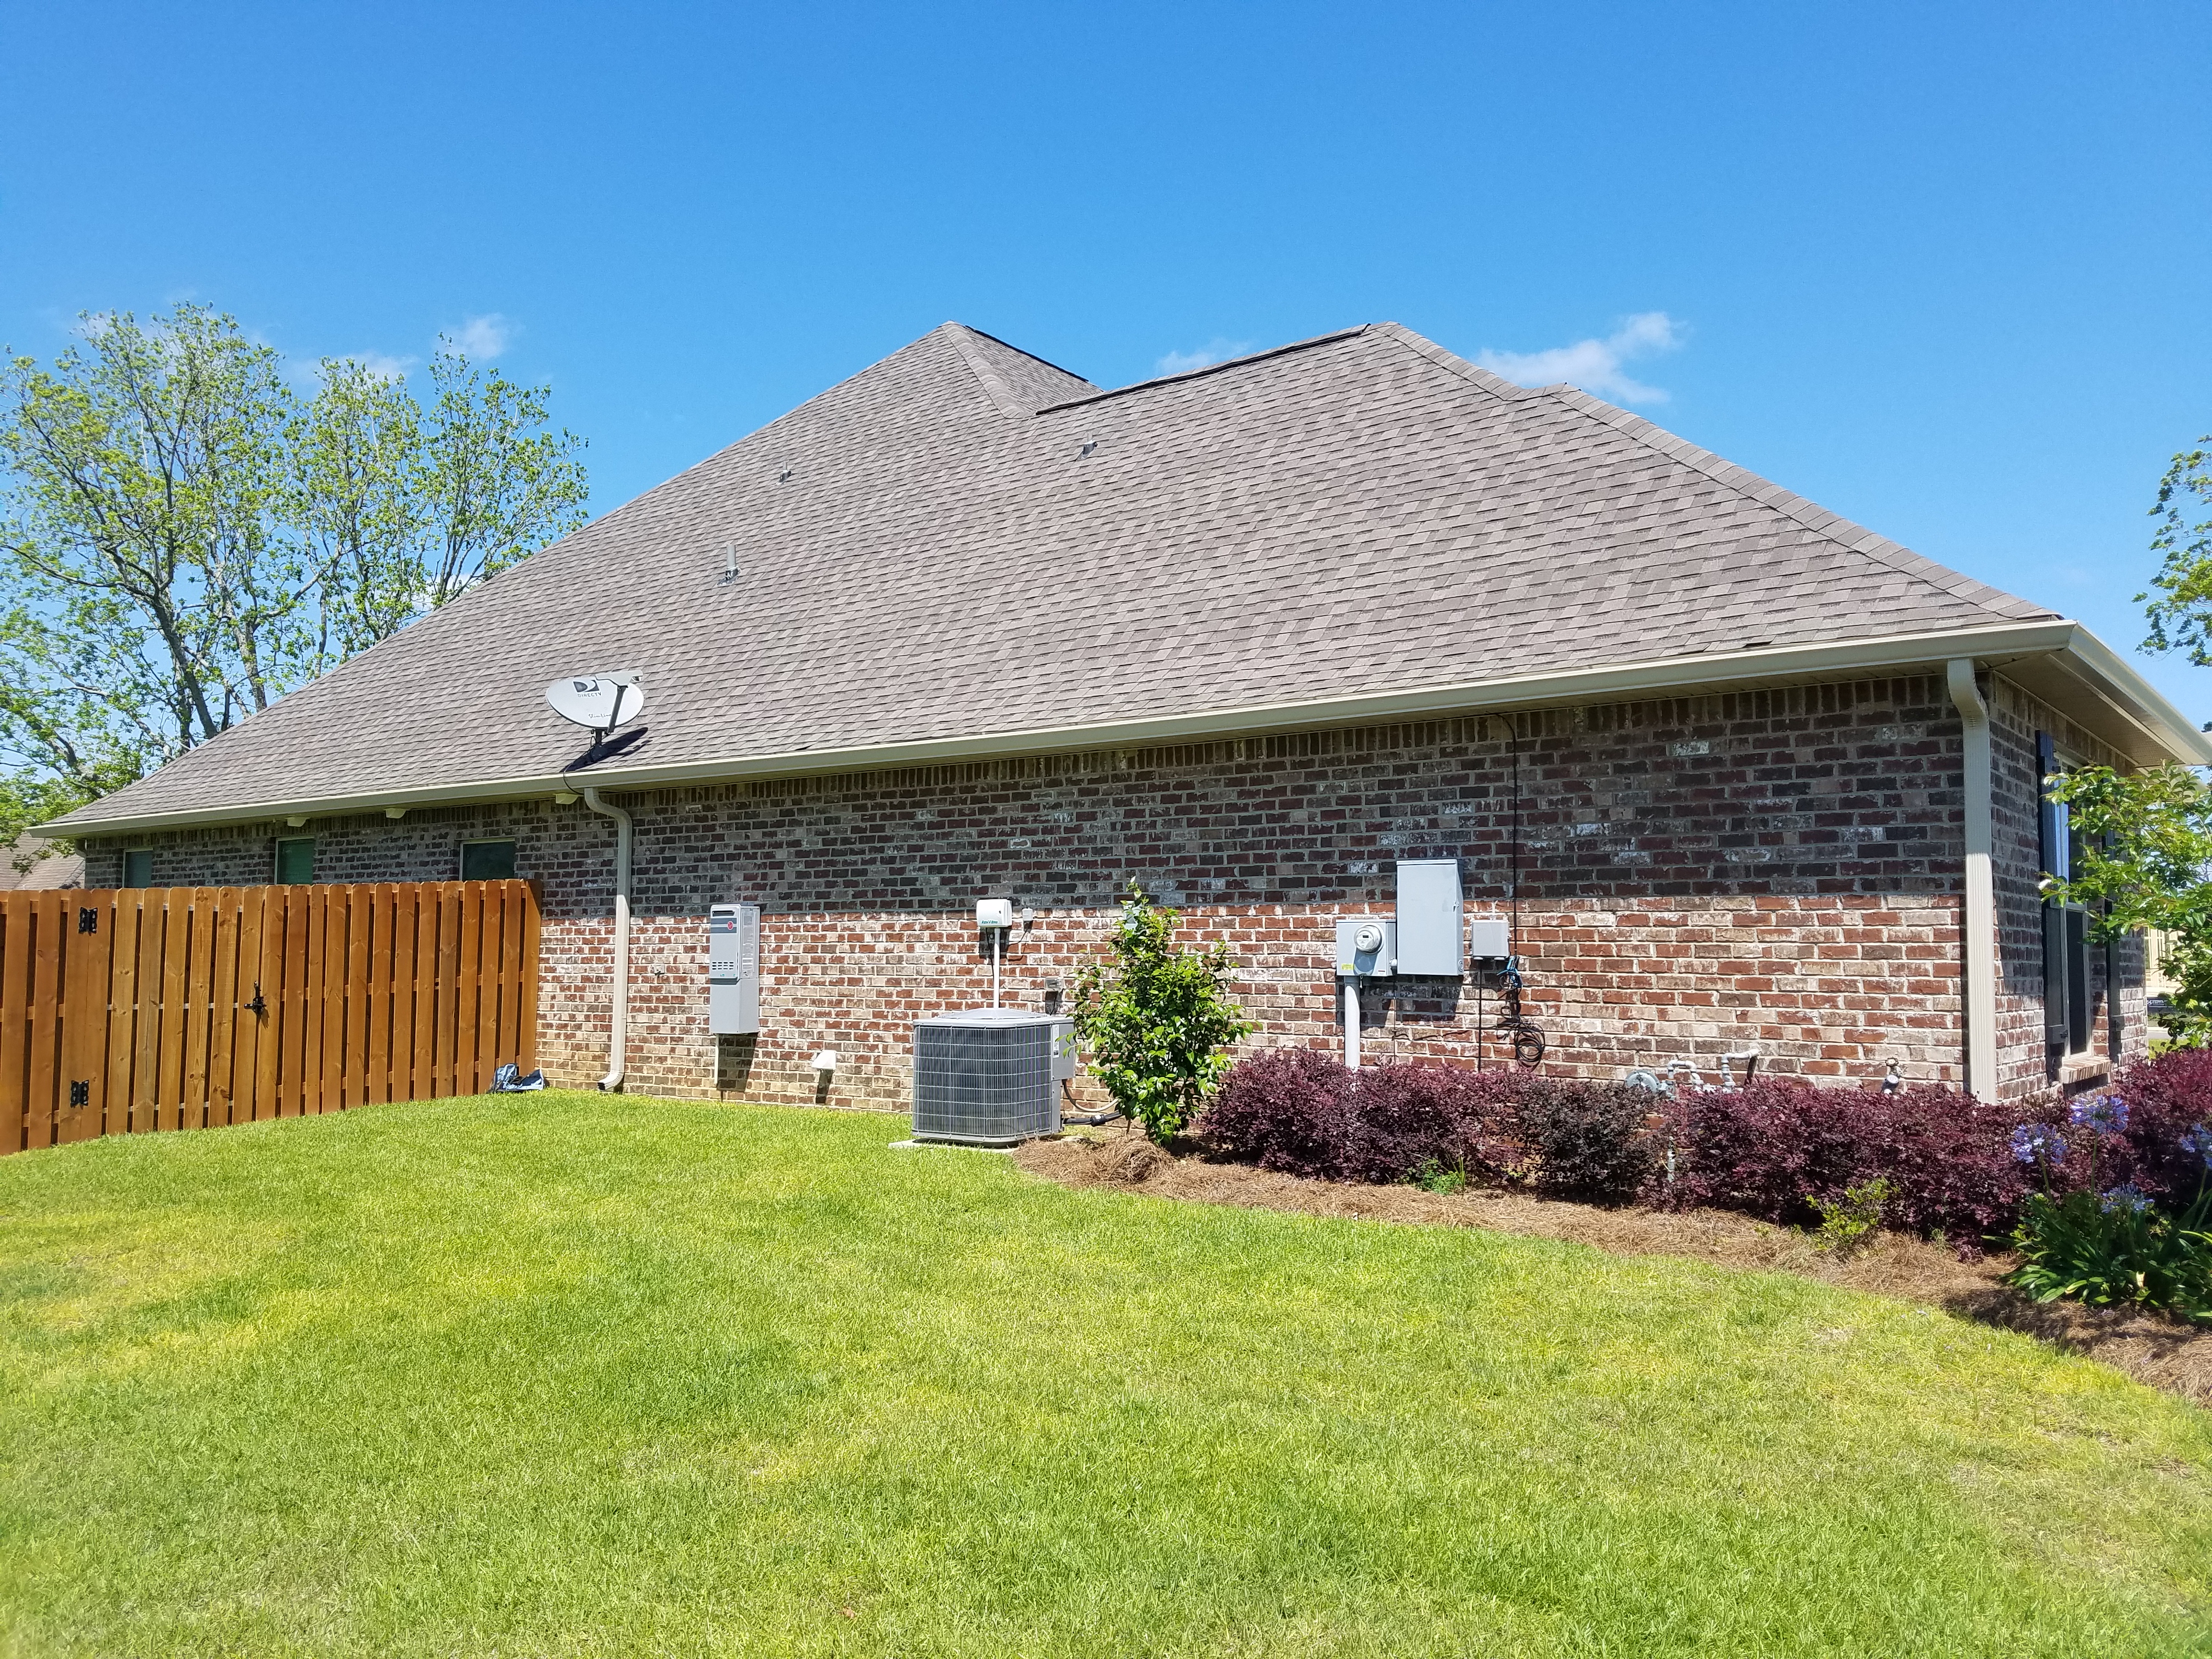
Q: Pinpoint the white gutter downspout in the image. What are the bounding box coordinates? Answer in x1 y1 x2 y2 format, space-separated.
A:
1946 660 1998 1098
581 788 632 1093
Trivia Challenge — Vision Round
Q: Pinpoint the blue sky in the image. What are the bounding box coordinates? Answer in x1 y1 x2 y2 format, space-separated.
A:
3 1 2208 717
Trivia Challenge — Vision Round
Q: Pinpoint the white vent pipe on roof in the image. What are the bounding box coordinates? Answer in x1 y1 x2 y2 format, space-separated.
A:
581 787 632 1093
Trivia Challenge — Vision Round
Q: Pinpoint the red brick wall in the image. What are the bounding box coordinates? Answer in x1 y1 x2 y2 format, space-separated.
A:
82 672 2124 1108
1988 674 2148 1098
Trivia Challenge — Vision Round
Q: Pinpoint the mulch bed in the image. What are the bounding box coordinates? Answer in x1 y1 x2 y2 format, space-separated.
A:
1012 1131 2212 1406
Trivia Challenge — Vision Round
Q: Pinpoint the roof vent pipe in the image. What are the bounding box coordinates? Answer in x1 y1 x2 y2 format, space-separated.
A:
581 788 633 1093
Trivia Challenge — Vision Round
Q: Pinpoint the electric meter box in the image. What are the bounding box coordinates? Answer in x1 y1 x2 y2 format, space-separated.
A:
1395 859 1465 976
1334 918 1397 977
708 903 760 1035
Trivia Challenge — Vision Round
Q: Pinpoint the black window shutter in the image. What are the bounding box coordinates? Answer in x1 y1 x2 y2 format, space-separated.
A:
2036 731 2068 1054
2036 731 2063 883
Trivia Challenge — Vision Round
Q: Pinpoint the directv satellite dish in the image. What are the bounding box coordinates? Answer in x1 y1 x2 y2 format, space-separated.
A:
545 672 646 737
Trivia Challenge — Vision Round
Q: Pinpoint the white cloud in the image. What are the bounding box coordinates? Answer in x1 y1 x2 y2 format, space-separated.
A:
280 349 419 390
442 312 517 360
1475 312 1685 404
349 351 417 381
1156 337 1254 375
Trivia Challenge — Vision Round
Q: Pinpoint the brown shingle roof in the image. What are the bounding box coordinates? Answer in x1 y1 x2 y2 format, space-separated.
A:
50 320 2058 831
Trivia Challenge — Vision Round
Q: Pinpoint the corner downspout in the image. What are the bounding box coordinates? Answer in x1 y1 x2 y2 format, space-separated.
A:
1946 660 1998 1098
581 788 632 1092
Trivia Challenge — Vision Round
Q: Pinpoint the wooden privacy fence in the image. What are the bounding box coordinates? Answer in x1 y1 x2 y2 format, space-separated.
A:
0 880 540 1153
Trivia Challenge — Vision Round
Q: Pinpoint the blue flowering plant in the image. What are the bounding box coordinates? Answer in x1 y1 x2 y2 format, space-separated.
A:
2006 1184 2212 1321
2070 1093 2129 1137
2181 1125 2212 1173
2008 1121 2067 1182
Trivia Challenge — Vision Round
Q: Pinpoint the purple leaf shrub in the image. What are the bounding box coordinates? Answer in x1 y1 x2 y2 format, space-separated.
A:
1200 1047 2153 1247
1197 1054 1523 1183
1341 1064 1523 1186
2108 1049 2212 1204
1671 1080 2032 1240
1513 1077 1662 1204
1195 1047 1354 1178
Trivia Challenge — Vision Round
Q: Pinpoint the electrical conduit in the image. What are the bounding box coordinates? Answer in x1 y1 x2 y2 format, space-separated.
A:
582 787 632 1092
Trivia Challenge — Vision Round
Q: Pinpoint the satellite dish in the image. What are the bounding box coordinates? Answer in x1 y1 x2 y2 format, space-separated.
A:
545 672 646 735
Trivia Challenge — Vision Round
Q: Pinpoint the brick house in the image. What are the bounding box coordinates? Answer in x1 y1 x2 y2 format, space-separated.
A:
45 323 2210 1107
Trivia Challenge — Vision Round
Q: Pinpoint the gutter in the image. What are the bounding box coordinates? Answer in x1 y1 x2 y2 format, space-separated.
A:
41 619 2209 839
1946 661 1999 1098
580 788 632 1093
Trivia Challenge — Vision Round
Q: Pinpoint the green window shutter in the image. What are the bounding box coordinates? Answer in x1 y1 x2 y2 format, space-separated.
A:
275 838 316 885
460 840 517 881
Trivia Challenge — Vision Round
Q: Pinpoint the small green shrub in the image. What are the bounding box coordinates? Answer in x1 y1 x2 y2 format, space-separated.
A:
1809 1176 1893 1256
1410 1156 1468 1195
2005 1186 2212 1322
1071 883 1255 1144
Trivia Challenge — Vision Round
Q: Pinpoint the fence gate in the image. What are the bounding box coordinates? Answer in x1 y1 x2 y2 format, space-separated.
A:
0 880 541 1154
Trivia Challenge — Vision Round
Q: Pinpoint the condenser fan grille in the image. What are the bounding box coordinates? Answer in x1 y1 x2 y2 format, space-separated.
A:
912 1012 1065 1144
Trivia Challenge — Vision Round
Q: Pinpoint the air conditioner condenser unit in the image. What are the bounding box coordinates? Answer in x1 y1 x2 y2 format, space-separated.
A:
912 1008 1074 1146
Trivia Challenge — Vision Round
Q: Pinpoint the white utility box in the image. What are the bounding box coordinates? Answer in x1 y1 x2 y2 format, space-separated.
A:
1468 917 1511 961
975 897 1015 930
708 903 760 1035
1395 859 1465 976
1334 917 1397 977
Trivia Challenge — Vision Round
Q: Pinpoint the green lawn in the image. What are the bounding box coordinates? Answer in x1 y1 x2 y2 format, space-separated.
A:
0 1094 2207 1657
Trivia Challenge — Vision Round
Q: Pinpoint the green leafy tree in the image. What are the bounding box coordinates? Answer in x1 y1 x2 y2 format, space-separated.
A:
1071 883 1256 1143
2045 764 2212 1044
287 356 428 667
2141 437 2212 662
2044 439 2212 1043
0 305 590 862
415 346 590 612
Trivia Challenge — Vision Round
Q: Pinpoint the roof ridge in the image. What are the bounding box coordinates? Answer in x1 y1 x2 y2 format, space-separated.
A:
938 323 1046 420
1368 320 1538 403
1537 384 2056 623
944 323 1094 388
1036 326 1370 414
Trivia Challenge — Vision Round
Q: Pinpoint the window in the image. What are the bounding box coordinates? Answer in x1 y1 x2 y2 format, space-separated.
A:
122 849 153 889
2038 733 2094 1060
460 839 517 881
275 837 316 885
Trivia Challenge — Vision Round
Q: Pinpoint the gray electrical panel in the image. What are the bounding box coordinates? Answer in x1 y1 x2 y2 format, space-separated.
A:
708 903 760 1035
1395 859 1465 975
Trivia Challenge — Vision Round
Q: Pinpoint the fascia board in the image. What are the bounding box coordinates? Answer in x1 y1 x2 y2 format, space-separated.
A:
47 620 2120 838
2046 626 2212 766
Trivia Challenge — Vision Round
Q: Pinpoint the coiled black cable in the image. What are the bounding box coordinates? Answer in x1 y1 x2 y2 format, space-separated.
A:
1494 955 1546 1066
